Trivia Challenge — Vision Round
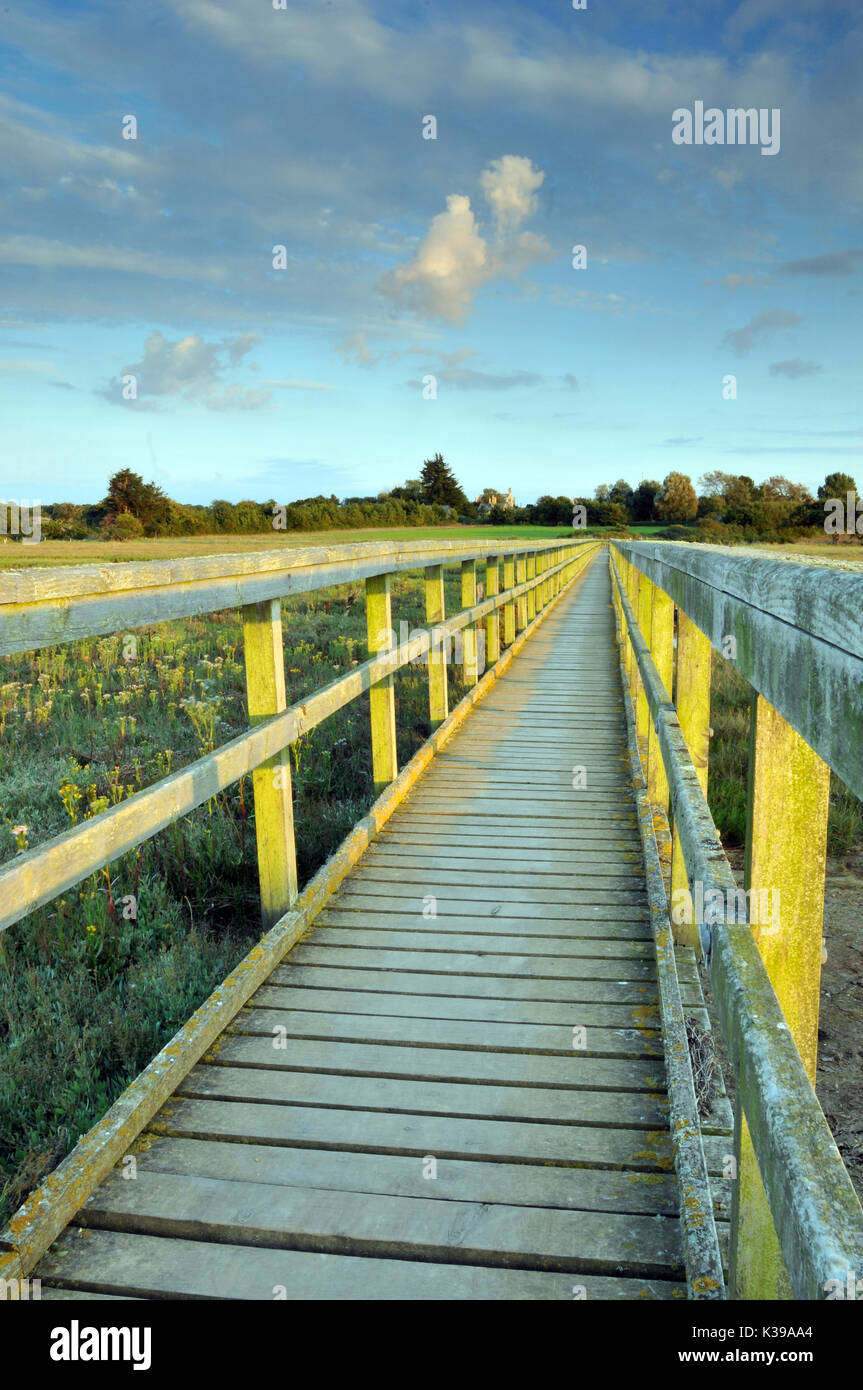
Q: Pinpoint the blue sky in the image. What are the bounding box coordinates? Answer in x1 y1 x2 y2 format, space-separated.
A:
1 0 861 506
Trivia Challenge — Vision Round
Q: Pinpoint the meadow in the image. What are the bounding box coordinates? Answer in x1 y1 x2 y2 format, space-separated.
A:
1 533 860 1225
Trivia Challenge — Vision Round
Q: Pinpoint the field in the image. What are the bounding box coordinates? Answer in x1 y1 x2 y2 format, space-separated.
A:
1 533 861 1225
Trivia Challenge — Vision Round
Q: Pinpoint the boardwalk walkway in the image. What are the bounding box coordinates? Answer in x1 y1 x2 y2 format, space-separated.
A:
36 556 730 1300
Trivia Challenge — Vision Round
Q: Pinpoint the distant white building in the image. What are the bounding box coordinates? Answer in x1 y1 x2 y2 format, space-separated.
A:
474 486 515 514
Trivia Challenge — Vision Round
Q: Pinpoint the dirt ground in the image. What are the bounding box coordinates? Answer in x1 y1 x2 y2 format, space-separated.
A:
702 847 863 1202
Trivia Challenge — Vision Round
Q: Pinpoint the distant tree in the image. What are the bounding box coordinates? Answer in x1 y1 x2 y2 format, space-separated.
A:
608 479 634 516
818 472 857 500
655 472 698 524
103 469 169 532
631 480 661 524
419 453 469 510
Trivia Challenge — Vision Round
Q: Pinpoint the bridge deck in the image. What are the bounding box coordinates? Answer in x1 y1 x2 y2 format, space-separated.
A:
36 558 731 1300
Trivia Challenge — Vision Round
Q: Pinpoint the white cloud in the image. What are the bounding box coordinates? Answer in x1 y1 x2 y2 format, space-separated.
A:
379 157 551 323
98 330 274 409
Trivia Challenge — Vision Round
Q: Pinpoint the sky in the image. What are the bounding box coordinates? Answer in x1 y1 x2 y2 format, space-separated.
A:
0 0 861 507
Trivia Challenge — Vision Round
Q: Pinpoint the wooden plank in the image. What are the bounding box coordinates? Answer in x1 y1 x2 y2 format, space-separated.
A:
74 1170 684 1277
268 963 671 1003
150 1097 674 1171
37 1228 683 1300
230 1006 663 1057
346 868 646 894
127 1135 694 1215
287 943 660 980
306 927 652 959
316 908 651 937
242 598 298 927
205 1033 665 1090
253 984 659 1025
178 1064 669 1127
320 894 653 924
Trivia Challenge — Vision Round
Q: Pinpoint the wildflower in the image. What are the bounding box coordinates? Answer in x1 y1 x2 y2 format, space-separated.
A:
11 823 28 836
86 924 97 935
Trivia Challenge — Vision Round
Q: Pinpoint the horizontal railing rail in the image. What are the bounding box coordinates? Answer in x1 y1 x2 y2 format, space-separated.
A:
0 535 586 657
609 542 863 1302
612 540 863 803
0 539 598 937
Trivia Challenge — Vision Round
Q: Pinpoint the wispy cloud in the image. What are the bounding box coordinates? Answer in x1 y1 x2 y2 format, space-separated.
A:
722 309 802 356
778 249 863 277
769 358 822 378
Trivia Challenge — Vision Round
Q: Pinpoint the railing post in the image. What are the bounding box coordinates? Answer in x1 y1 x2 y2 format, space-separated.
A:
461 558 478 685
731 695 832 1300
527 552 537 621
670 610 711 949
503 553 516 646
515 553 527 632
635 568 652 747
425 563 448 729
365 573 398 791
242 598 298 929
485 556 500 666
647 581 673 810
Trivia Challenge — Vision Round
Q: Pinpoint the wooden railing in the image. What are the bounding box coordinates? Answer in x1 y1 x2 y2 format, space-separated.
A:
0 536 597 937
609 540 863 1301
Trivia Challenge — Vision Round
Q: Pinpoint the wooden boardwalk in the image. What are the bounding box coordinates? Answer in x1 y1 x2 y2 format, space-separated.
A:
35 557 731 1300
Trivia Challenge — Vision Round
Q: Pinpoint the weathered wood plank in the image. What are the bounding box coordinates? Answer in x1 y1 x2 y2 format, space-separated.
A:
205 1033 665 1090
75 1170 684 1277
37 1228 683 1299
128 1135 699 1216
178 1064 669 1126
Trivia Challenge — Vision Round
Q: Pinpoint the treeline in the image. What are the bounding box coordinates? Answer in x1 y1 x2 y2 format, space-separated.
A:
35 461 858 544
566 470 860 543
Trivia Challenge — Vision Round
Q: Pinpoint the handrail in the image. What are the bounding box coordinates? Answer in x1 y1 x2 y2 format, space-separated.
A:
0 540 598 936
612 540 863 803
608 543 863 1301
0 535 590 657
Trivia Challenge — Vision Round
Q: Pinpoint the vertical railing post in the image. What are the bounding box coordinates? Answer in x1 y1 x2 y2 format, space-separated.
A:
503 553 516 647
461 558 478 685
365 573 398 792
647 581 673 810
242 598 298 929
670 610 711 949
527 552 537 622
485 556 500 667
731 696 831 1300
425 563 448 730
635 568 652 747
515 553 527 632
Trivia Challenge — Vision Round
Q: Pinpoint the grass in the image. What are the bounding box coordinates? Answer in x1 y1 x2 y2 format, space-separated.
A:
0 524 575 570
0 566 477 1224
